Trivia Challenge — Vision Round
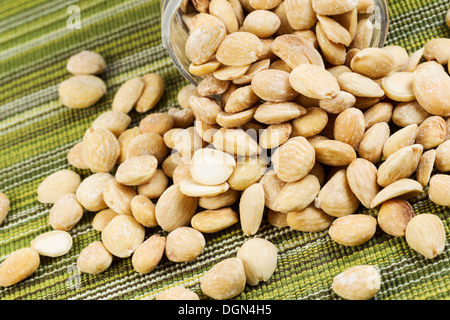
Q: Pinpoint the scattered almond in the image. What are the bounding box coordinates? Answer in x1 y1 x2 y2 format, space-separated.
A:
377 199 415 237
77 241 113 274
405 214 445 259
332 265 381 300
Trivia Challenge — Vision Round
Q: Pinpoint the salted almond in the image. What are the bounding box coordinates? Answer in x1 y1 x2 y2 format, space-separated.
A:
227 156 268 191
101 215 145 258
271 34 324 69
329 214 377 246
381 72 415 102
172 127 206 160
435 140 450 172
191 207 239 233
377 199 415 237
415 116 446 149
272 136 316 182
416 149 436 187
313 140 356 167
0 248 40 287
350 48 395 79
337 72 385 98
346 158 380 209
162 153 183 178
139 113 174 136
76 172 113 212
377 144 423 187
82 127 120 173
428 174 450 207
423 38 450 65
236 238 277 286
249 0 282 9
37 169 81 204
67 142 89 169
213 65 250 81
177 84 198 109
92 111 131 139
168 108 195 129
30 230 72 257
270 59 292 72
316 14 352 46
131 235 165 274
155 287 199 300
259 123 292 149
383 45 410 72
285 0 317 30
243 10 280 38
213 128 261 157
382 124 419 159
259 170 287 210
58 75 106 109
66 50 105 75
316 169 360 217
77 241 113 274
333 108 365 149
401 48 424 72
117 127 141 164
287 205 333 232
224 85 259 113
353 96 381 109
233 59 270 85
189 60 221 77
200 258 246 300
251 69 298 102
126 133 168 163
254 102 306 124
290 64 340 100
273 175 320 213
197 76 230 97
273 1 294 35
155 184 198 232
92 208 119 232
332 265 380 300
115 155 158 186
130 195 157 228
49 193 84 231
180 176 229 197
392 101 430 127
315 22 346 66
209 0 239 33
370 179 423 208
229 0 245 25
363 102 393 129
136 73 165 113
103 179 136 215
165 227 205 262
190 148 236 186
413 61 450 117
189 95 222 125
291 107 328 138
112 77 145 113
198 189 240 210
268 210 288 228
312 0 356 15
136 169 169 199
405 214 446 259
357 0 376 12
334 9 358 40
319 91 356 114
216 32 263 67
349 18 374 50
186 13 226 65
191 0 210 12
239 183 265 236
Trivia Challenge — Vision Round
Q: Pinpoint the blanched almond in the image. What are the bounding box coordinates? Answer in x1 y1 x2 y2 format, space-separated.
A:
0 248 40 287
333 107 365 149
126 133 168 163
423 38 450 65
290 64 340 100
346 158 380 209
216 32 263 67
191 207 239 233
198 189 240 210
66 50 106 75
416 149 436 187
209 0 239 33
350 48 395 79
370 179 423 209
273 175 320 213
189 95 222 125
115 155 158 186
287 205 333 232
313 140 356 167
0 192 9 225
165 227 205 262
213 128 261 156
332 265 380 300
112 77 145 113
415 116 446 149
197 76 230 97
316 22 346 66
382 124 419 159
58 75 106 109
227 156 268 191
37 169 81 204
77 241 112 274
82 127 120 173
139 113 174 136
391 101 430 127
136 73 165 113
319 91 356 114
337 72 385 98
291 107 328 138
251 69 298 102
254 102 306 124
405 214 445 259
132 235 166 274
130 195 157 228
239 183 265 236
377 199 415 237
364 102 393 129
92 208 119 232
259 170 287 210
259 123 292 149
435 140 450 172
381 72 415 102
328 214 377 246
76 172 113 212
316 14 352 46
243 10 280 38
49 193 84 231
30 230 72 257
155 287 199 300
103 179 136 215
428 174 450 207
285 0 317 30
190 148 236 186
312 0 357 15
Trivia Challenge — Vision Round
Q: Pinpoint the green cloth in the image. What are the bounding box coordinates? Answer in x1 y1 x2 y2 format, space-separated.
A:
0 0 449 300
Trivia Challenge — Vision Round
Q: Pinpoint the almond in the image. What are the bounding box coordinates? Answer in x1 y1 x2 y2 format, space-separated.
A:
382 124 419 159
101 215 145 258
198 189 240 210
251 69 298 102
285 0 317 30
224 85 259 113
239 183 265 236
126 133 168 163
30 230 73 257
213 128 261 157
82 127 120 173
332 265 381 300
66 50 106 75
191 207 239 233
416 149 437 187
75 172 113 212
350 48 395 79
135 73 165 113
405 214 445 259
370 179 423 209
0 192 10 225
286 205 333 232
0 248 40 287
428 174 450 207
271 34 324 69
259 123 292 149
346 158 381 209
76 241 113 275
190 148 236 186
209 0 239 33
423 38 450 65
435 140 450 172
381 72 416 102
254 102 306 124
197 76 230 97
155 287 200 300
189 95 223 125
290 64 340 100
139 113 174 136
316 14 352 46
291 107 328 138
312 0 357 15
49 193 84 231
115 155 158 186
132 234 166 274
67 142 89 169
58 75 106 109
415 116 446 149
112 77 145 113
391 101 430 128
130 195 157 228
155 184 198 232
91 110 131 137
333 107 365 149
165 227 205 262
328 214 377 246
363 102 393 129
92 208 119 232
227 155 268 191
243 10 281 38
316 22 346 66
236 238 277 286
216 32 263 67
37 169 81 204
200 258 246 300
377 199 415 237
337 72 385 98
117 127 141 164
273 175 320 213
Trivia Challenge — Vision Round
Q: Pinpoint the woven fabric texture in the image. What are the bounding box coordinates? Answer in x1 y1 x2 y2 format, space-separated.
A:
0 0 449 300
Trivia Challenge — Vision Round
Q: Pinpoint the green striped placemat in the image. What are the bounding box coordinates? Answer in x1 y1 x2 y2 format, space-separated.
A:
0 0 449 300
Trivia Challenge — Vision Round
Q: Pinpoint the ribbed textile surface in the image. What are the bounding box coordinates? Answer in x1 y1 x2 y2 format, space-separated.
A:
0 0 449 300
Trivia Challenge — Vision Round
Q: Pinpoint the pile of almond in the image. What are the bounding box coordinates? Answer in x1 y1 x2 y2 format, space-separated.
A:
0 0 449 301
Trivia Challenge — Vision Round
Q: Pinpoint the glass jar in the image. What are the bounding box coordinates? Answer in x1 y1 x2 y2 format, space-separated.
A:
161 0 389 86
